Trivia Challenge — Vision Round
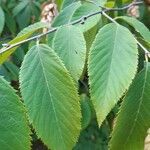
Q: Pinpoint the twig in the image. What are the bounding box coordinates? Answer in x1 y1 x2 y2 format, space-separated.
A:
86 0 143 12
101 8 150 58
0 28 57 54
102 11 119 24
0 0 143 54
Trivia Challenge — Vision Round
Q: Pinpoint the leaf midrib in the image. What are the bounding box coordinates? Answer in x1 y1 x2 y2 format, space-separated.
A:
101 25 119 106
37 46 65 149
124 65 148 146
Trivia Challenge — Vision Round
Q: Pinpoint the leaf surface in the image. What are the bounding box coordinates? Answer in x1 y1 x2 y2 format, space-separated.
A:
0 6 5 34
71 2 101 32
117 16 150 43
0 77 31 150
53 25 86 81
88 23 138 126
61 0 77 9
52 2 81 27
90 0 107 5
20 44 81 150
0 22 50 64
110 62 150 150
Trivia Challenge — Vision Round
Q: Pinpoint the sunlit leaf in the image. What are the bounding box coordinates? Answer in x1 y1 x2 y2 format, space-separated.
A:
20 44 81 150
88 23 138 126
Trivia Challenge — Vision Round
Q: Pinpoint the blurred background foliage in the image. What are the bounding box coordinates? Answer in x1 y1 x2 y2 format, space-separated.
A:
0 0 149 149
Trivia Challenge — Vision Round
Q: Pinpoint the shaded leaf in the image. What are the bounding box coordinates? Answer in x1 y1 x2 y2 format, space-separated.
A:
0 22 50 65
52 2 81 27
80 94 92 129
71 2 101 32
110 62 150 150
12 1 28 16
0 6 5 34
116 16 150 43
61 0 77 9
0 77 31 150
84 24 98 51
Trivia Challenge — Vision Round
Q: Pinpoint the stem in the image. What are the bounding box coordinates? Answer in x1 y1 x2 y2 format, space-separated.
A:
102 11 119 24
101 10 150 58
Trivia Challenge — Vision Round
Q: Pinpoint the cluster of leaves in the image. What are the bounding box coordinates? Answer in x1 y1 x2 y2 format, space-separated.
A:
0 0 46 82
0 0 150 150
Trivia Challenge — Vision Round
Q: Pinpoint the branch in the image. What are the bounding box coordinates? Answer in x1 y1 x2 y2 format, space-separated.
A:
87 0 143 12
101 11 150 59
0 0 143 54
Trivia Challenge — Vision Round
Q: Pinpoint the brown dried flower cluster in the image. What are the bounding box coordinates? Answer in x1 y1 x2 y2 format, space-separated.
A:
127 5 139 18
144 0 150 5
41 1 58 32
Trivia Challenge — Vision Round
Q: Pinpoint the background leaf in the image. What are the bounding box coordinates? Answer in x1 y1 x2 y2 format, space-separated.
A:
0 77 31 150
55 0 63 10
110 62 150 150
80 94 92 130
48 1 81 46
71 2 101 32
88 23 138 126
90 0 107 6
0 22 50 65
12 1 28 16
116 16 150 43
52 2 81 27
61 0 77 10
0 6 5 34
84 24 98 51
20 44 81 150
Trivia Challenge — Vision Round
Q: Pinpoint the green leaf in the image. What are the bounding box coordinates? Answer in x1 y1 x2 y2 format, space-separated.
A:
84 24 98 51
0 65 11 81
12 1 28 16
48 2 81 47
0 6 5 34
0 77 31 150
55 0 63 10
20 44 81 150
71 2 101 32
116 16 150 43
90 0 107 6
5 12 17 35
80 94 92 129
53 25 86 81
16 5 31 29
110 62 150 150
4 61 19 81
88 23 138 126
0 22 50 65
61 0 77 9
52 2 81 27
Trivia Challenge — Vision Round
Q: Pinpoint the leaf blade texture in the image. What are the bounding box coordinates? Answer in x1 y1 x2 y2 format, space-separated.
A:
53 25 86 81
0 77 31 150
0 6 5 34
117 16 150 43
52 2 81 27
110 62 150 150
0 22 50 65
88 23 138 126
20 44 81 150
71 2 101 32
61 0 77 9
